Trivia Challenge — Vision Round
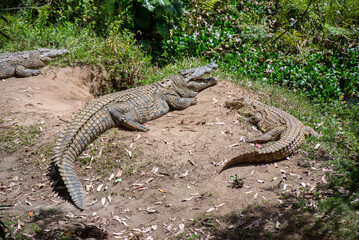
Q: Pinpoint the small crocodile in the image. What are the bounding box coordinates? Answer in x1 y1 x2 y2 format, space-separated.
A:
51 63 218 210
0 48 68 79
220 97 318 172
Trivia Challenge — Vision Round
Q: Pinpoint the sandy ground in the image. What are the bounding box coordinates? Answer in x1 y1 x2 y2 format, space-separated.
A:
0 67 323 239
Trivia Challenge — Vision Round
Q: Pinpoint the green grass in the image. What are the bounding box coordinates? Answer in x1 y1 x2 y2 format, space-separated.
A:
1 14 153 95
0 125 41 154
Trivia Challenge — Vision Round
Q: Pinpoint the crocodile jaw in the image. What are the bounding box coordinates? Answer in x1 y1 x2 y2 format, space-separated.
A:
187 77 217 92
181 62 218 92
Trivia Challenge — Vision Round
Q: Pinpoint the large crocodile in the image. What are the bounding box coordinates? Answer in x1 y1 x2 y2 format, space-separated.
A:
51 63 218 210
220 97 318 172
0 48 68 79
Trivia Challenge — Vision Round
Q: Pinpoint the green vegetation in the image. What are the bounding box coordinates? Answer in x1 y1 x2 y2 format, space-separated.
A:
230 174 244 188
1 0 358 238
1 12 152 94
0 125 41 154
162 0 358 101
1 0 357 100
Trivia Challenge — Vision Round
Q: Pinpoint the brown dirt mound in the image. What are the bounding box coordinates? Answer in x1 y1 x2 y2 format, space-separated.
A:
0 66 323 239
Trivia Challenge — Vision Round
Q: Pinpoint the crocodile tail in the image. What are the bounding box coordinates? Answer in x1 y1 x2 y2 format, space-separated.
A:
220 133 306 173
219 146 287 173
219 149 260 173
52 132 86 209
51 103 116 210
58 154 85 209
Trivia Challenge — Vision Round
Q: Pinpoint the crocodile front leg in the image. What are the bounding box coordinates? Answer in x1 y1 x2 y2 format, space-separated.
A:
15 65 41 77
166 95 195 110
303 126 319 137
0 66 15 79
108 104 149 131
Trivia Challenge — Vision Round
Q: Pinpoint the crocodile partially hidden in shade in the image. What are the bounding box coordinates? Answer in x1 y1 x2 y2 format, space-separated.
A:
51 63 218 210
0 48 68 79
220 97 318 172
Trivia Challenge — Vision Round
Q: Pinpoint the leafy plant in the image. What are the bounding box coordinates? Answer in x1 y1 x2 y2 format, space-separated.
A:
161 0 358 101
1 12 153 94
230 174 244 188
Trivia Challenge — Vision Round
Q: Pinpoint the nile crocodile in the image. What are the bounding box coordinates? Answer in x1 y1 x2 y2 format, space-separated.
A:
51 63 218 210
0 48 68 79
220 97 318 172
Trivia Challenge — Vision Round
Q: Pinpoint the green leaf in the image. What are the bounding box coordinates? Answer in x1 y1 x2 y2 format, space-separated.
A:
135 6 151 28
105 0 114 15
156 22 169 38
324 24 352 40
165 0 183 17
142 0 155 11
200 0 221 11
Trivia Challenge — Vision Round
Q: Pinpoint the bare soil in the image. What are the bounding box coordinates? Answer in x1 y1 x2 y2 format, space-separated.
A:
0 67 324 239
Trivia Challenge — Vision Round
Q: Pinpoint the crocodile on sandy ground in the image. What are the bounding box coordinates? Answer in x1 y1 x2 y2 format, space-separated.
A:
51 63 218 210
220 97 319 172
0 48 68 79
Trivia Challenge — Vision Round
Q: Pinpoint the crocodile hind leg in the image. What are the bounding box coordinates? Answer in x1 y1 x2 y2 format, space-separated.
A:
107 104 149 131
15 65 41 77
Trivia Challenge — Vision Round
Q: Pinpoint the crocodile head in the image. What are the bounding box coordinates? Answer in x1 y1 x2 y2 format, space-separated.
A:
225 97 261 116
181 62 218 92
37 48 68 62
225 97 249 109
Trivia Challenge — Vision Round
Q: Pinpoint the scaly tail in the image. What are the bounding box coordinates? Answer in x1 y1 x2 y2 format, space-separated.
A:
52 101 116 210
219 135 304 173
52 134 85 209
219 149 259 173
